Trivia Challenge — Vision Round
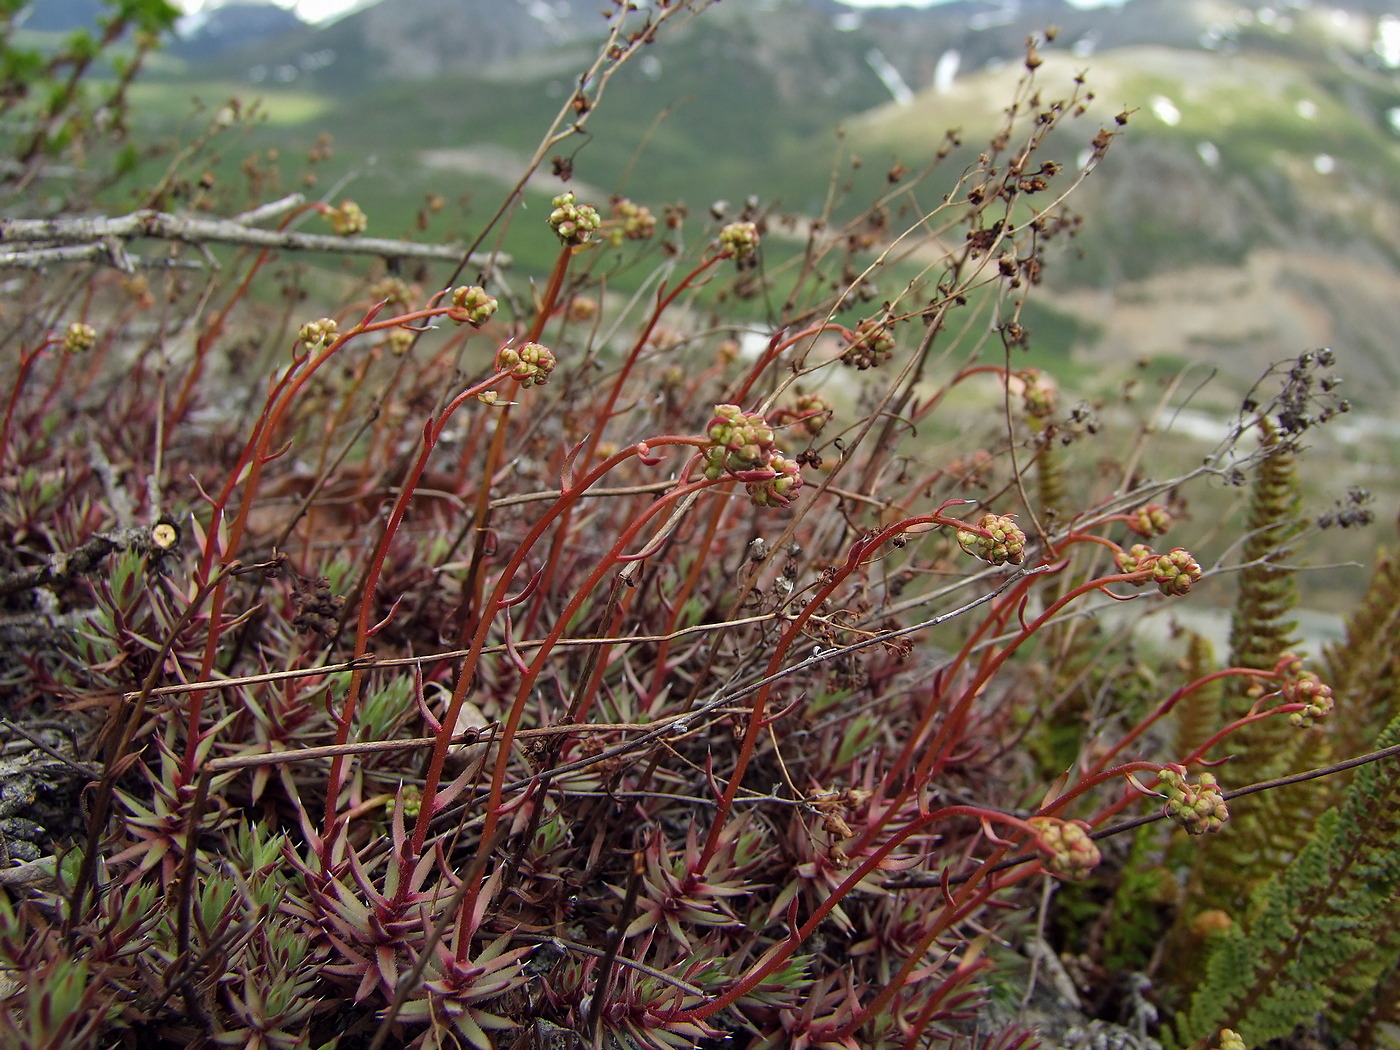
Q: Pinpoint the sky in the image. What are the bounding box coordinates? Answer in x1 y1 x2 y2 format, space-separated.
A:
178 0 958 29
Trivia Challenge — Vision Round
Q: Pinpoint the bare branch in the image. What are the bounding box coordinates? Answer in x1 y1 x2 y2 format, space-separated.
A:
0 207 507 271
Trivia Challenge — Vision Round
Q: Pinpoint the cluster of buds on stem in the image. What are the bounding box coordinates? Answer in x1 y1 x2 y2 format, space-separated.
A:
840 316 896 370
704 404 775 475
1114 544 1202 596
325 199 366 236
747 453 803 508
1274 652 1334 727
1158 764 1229 835
1029 816 1101 881
1213 1030 1246 1050
495 342 556 387
447 285 498 327
775 392 834 438
549 191 601 246
957 514 1027 566
717 221 759 261
298 318 339 350
1127 503 1173 537
703 404 804 508
62 321 96 354
1152 548 1202 595
1020 368 1058 419
610 198 656 242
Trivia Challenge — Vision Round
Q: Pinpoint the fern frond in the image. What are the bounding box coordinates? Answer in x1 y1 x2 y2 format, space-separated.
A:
1324 547 1400 761
1178 713 1400 1047
1190 421 1324 915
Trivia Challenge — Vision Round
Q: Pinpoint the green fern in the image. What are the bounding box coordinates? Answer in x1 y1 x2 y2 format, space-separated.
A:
1174 630 1224 765
1177 711 1400 1047
1324 547 1400 763
1224 420 1302 730
1192 422 1330 916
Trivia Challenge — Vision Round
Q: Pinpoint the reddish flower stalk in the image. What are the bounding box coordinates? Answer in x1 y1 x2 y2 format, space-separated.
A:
0 335 62 466
692 506 974 874
319 371 513 846
408 437 711 858
674 804 1036 1025
523 249 734 638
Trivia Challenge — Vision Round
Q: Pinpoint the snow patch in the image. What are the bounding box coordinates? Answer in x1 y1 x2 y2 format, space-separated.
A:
1150 96 1181 126
932 49 960 94
1377 15 1400 68
866 48 914 106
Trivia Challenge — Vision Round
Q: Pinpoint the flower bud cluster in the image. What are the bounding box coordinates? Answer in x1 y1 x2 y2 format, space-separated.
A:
368 276 413 311
704 404 776 477
1114 544 1202 595
298 318 339 349
1213 1030 1246 1050
703 404 804 508
747 453 803 508
1029 817 1101 881
1275 652 1334 728
611 198 656 242
63 321 97 354
396 784 422 820
495 342 556 387
549 191 601 246
1127 503 1173 538
1152 548 1202 595
1158 765 1229 835
326 199 366 236
957 514 1027 566
840 317 896 370
1020 368 1057 418
779 393 834 438
717 221 759 261
448 285 498 327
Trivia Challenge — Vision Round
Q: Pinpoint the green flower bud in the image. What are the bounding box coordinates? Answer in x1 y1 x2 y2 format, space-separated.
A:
549 191 601 246
1158 765 1229 835
448 285 498 327
1029 816 1100 881
1114 542 1155 574
957 514 1027 566
327 199 366 236
841 316 896 370
1127 503 1173 538
1152 548 1202 596
746 453 804 508
298 318 339 349
614 198 656 240
717 220 759 261
495 342 556 387
62 321 97 354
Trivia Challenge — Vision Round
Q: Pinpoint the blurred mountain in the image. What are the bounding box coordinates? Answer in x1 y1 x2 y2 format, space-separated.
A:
15 0 306 59
152 0 1400 394
170 3 306 61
